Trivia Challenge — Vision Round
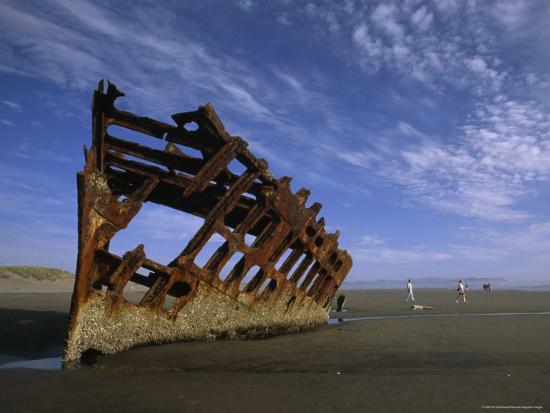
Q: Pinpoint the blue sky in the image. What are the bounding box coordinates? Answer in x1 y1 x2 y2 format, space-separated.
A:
1 0 549 284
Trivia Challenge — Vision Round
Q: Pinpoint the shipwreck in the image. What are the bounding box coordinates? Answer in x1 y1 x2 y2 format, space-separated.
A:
63 80 352 366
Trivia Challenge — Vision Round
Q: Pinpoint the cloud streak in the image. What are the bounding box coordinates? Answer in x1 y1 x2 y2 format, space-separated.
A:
8 139 76 163
353 220 550 266
2 100 21 110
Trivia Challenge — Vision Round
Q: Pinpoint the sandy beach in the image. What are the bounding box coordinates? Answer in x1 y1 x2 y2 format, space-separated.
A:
1 288 549 412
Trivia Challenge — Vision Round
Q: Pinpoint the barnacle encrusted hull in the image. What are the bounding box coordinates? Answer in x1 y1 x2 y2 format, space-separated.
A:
64 283 329 364
63 81 352 366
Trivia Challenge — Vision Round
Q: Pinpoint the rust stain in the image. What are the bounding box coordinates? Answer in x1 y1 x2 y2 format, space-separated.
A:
63 80 353 367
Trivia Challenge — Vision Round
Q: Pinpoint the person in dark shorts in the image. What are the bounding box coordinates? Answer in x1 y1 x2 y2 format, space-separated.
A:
455 279 467 303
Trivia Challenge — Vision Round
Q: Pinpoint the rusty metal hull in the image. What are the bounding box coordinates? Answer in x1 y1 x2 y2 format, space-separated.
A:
63 81 352 366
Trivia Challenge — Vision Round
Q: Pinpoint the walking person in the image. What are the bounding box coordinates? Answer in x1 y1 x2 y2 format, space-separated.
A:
455 279 467 303
405 279 415 303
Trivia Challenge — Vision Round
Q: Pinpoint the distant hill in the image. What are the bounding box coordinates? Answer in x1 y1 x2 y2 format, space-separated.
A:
1 266 74 281
0 266 75 293
0 266 148 293
342 277 507 290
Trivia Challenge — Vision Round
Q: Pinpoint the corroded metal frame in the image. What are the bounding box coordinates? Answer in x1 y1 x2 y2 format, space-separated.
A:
63 80 352 366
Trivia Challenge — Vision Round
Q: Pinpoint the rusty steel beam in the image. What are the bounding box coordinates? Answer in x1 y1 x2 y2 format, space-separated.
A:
63 80 353 367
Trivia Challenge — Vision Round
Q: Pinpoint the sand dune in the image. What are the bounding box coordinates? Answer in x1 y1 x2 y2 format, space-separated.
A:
0 266 147 294
0 266 75 293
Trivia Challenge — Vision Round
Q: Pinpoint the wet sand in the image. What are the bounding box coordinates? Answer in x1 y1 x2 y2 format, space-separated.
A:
1 289 549 412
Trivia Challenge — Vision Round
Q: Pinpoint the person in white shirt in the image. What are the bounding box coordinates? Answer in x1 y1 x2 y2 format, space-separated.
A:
455 279 468 303
404 279 415 303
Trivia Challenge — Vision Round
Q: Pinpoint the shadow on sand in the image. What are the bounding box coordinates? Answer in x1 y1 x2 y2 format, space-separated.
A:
0 308 67 363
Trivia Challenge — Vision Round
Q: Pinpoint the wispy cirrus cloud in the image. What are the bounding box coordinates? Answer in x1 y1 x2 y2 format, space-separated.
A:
468 221 550 255
107 203 221 265
313 0 510 91
0 163 76 269
9 139 75 163
277 13 291 26
0 0 274 122
1 0 549 283
382 95 550 221
236 0 255 12
291 1 550 221
353 220 550 266
2 1 547 222
350 234 452 264
0 0 349 182
135 206 204 242
2 100 21 110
